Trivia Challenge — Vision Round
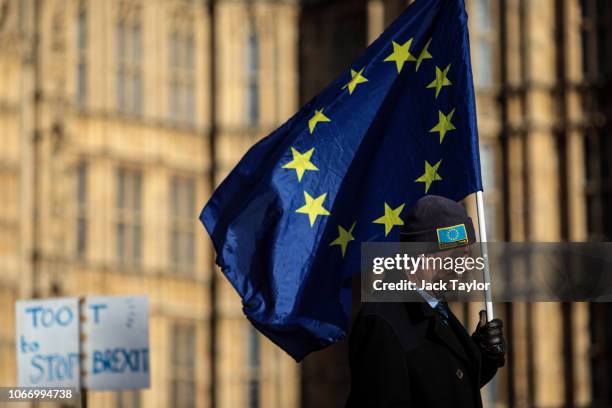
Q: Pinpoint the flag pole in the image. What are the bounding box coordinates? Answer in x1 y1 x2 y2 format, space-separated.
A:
475 191 494 320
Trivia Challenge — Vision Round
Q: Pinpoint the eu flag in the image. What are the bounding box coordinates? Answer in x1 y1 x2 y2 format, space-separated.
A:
201 0 482 361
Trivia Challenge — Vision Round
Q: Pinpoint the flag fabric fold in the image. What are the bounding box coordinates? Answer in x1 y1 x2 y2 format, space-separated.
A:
201 0 482 361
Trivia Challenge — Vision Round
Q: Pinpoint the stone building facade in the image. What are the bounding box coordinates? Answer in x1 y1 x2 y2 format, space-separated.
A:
0 0 299 407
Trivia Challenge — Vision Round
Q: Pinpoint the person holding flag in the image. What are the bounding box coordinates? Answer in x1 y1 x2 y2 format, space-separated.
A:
200 0 505 399
346 195 505 408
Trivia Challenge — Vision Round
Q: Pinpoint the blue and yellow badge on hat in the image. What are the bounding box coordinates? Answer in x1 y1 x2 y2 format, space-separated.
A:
436 223 468 249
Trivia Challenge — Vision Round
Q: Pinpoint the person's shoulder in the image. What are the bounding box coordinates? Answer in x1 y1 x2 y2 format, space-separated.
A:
352 302 426 350
354 302 413 336
358 302 407 320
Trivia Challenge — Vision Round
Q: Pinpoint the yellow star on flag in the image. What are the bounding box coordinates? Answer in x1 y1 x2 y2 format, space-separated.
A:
429 108 456 143
373 203 405 237
415 39 433 72
296 191 330 226
282 147 319 182
383 39 416 73
308 109 331 134
415 159 443 193
330 221 356 257
342 68 369 95
426 64 452 98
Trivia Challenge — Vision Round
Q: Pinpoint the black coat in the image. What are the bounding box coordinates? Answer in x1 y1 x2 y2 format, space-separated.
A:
346 302 499 408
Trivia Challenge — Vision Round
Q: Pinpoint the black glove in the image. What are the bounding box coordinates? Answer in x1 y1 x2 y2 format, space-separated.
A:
472 310 505 367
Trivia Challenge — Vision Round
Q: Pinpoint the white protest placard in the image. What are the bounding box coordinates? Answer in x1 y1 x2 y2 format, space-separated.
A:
15 297 80 387
82 295 150 390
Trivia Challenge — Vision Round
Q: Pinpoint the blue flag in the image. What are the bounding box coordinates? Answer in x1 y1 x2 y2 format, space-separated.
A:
201 0 482 361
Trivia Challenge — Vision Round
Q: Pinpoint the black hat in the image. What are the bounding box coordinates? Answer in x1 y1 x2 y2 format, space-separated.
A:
400 195 476 249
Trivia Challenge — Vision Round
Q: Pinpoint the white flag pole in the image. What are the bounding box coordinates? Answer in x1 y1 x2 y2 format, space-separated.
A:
475 191 494 321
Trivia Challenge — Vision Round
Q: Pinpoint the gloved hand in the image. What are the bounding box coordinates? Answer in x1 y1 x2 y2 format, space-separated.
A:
472 310 505 367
